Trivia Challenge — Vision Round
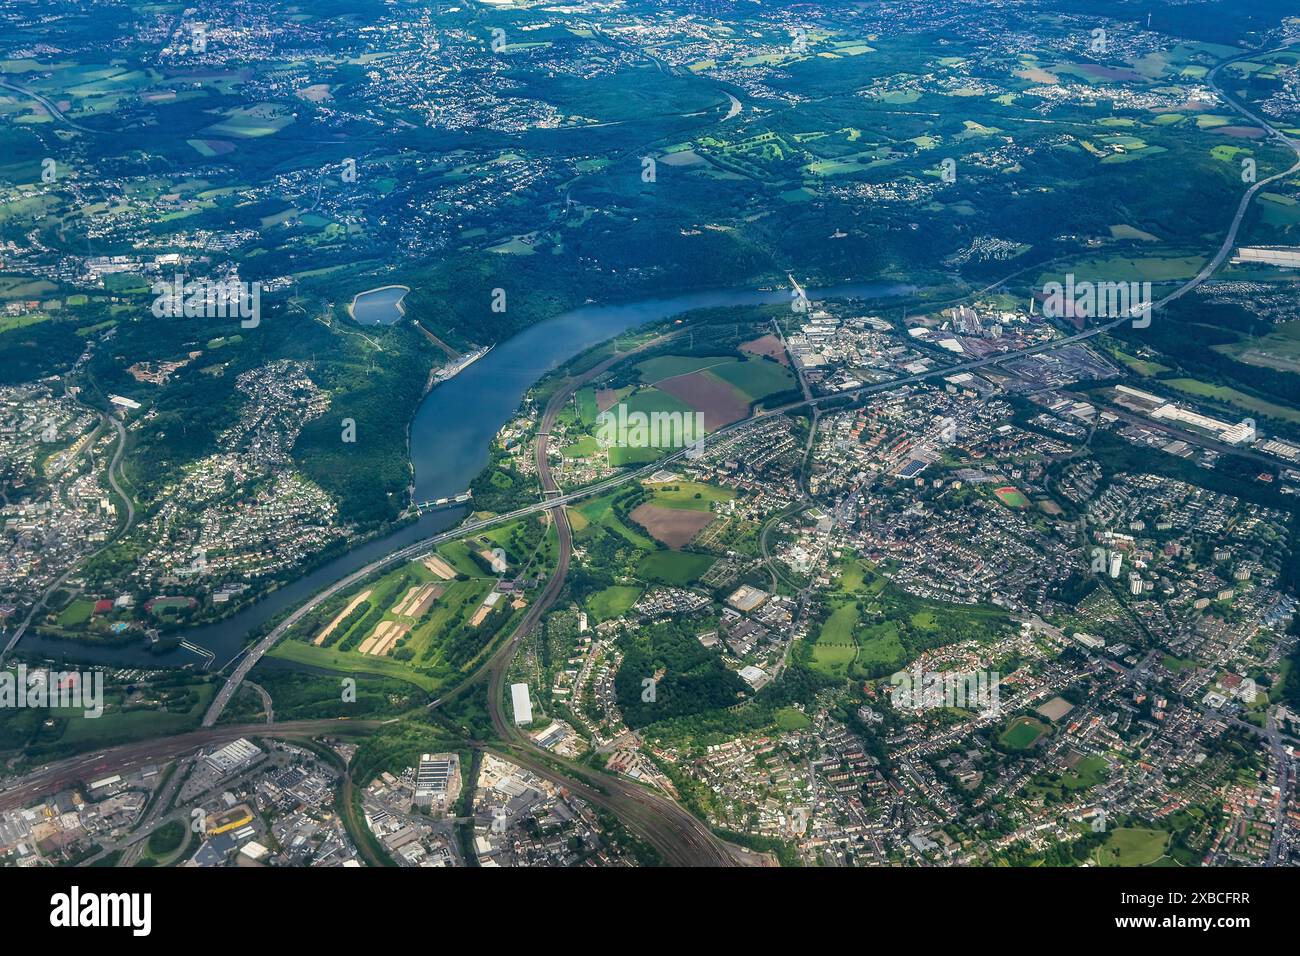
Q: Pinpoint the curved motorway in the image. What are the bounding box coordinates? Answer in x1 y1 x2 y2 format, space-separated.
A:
0 80 100 135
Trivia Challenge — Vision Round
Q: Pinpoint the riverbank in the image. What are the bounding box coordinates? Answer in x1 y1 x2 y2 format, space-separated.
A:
21 279 918 671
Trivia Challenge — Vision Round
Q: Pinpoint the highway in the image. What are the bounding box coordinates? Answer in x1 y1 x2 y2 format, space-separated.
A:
0 80 100 134
1174 44 1300 306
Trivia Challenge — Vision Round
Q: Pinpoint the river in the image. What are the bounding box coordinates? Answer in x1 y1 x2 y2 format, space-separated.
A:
22 280 914 669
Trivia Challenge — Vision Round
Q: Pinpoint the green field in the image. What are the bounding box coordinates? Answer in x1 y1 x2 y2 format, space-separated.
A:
808 602 905 679
707 358 797 402
1095 827 1171 867
143 819 188 864
820 601 860 643
607 387 700 466
1162 377 1300 424
0 312 52 334
562 435 599 459
574 492 657 550
636 549 715 585
435 540 493 578
271 554 512 694
56 598 95 628
643 480 734 511
635 355 732 382
585 585 643 622
833 559 888 596
1063 755 1110 789
1040 254 1206 287
201 103 296 139
270 640 444 692
774 706 812 730
857 622 905 669
999 715 1050 750
810 602 861 678
576 386 600 425
1110 348 1170 376
810 639 858 677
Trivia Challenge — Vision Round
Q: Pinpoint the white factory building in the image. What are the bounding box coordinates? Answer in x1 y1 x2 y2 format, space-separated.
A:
510 682 533 725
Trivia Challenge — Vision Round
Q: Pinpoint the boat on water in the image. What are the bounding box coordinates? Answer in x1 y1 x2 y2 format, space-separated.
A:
432 343 494 384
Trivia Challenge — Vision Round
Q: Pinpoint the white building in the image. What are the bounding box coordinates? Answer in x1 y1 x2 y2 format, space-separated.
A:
1233 246 1300 269
205 738 262 775
510 683 533 725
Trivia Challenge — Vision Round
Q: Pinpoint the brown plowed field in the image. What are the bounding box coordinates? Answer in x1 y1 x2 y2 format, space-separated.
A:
740 334 789 365
655 371 748 430
630 503 715 548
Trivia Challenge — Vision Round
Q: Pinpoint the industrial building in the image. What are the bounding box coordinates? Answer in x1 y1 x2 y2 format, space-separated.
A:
205 738 263 776
1114 385 1256 445
412 753 461 810
510 683 533 725
1232 246 1300 268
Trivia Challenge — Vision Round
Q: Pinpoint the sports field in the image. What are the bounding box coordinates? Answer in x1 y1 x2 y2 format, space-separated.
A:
999 715 1050 750
994 486 1030 508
